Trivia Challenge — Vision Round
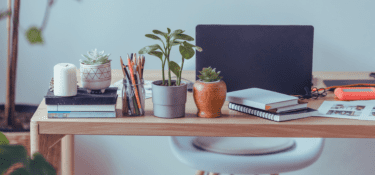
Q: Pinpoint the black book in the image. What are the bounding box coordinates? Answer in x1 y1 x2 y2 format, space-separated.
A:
45 87 118 105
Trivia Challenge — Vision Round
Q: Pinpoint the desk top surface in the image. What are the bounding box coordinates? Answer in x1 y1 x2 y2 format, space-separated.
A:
31 70 375 138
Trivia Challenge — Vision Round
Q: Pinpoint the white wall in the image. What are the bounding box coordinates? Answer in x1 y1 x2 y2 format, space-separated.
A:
1 0 375 174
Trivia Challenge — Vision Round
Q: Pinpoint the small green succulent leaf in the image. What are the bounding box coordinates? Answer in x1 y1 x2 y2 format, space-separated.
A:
145 34 162 40
197 66 223 82
169 61 181 78
148 51 163 61
179 44 195 60
0 132 9 145
29 153 56 175
25 27 44 44
167 28 171 34
174 34 194 41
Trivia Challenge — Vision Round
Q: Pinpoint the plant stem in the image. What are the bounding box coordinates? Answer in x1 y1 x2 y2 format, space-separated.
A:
179 57 184 86
161 63 165 85
167 47 171 86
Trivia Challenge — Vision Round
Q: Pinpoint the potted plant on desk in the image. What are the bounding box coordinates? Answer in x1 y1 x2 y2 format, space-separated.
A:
80 48 112 93
138 28 202 118
194 67 227 118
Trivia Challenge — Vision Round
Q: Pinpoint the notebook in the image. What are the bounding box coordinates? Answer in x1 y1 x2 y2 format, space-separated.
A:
196 25 314 95
226 88 299 110
229 102 318 122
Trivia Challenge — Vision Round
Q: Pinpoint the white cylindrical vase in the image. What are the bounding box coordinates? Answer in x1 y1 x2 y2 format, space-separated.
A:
54 63 77 96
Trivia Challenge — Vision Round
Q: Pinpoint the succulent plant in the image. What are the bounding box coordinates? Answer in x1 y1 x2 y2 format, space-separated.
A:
80 48 111 65
198 67 223 82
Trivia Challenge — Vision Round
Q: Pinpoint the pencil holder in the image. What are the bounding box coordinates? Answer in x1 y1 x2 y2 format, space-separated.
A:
122 78 145 116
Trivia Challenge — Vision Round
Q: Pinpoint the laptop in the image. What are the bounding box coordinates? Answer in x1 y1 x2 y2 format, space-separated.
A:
196 25 314 95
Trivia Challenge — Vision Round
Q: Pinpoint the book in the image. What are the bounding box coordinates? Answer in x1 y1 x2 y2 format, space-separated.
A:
267 101 308 113
48 111 116 118
47 104 116 111
228 102 318 122
226 88 298 110
45 87 118 105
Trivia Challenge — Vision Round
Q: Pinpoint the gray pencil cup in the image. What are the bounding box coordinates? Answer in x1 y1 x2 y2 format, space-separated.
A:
122 78 145 116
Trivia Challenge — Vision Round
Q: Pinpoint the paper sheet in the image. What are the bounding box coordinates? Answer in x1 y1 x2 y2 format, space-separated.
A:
317 100 375 120
110 79 153 99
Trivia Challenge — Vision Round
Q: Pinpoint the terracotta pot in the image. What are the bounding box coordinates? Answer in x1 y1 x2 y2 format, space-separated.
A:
193 80 227 118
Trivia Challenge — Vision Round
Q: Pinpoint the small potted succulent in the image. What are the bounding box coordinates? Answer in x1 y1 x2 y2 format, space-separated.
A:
193 67 227 118
139 28 202 118
80 48 112 93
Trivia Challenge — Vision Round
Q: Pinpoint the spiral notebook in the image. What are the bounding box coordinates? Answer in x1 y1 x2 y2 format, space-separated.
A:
229 102 318 122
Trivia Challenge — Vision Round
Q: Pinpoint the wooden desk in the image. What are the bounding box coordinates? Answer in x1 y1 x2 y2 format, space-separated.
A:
30 70 375 175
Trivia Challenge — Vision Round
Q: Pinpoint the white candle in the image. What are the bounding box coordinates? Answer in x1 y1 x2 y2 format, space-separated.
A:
54 63 77 96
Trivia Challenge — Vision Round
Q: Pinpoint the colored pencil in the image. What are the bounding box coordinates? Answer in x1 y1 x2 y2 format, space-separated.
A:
127 55 142 113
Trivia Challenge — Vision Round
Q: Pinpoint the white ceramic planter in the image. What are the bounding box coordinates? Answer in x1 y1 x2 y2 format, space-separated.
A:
80 61 111 93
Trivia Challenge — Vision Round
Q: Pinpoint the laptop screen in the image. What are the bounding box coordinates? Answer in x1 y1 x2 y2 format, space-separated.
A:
196 25 314 95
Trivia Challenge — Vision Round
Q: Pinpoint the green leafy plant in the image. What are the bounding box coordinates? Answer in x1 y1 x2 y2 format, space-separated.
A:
197 67 223 82
0 132 56 175
80 48 111 65
138 28 202 86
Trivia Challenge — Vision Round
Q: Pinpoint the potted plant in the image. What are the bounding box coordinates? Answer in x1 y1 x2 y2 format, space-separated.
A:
0 132 56 175
80 48 112 93
193 67 227 118
138 28 202 118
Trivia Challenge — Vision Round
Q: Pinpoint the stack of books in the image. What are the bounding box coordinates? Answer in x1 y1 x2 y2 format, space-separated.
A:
45 87 118 118
226 88 318 121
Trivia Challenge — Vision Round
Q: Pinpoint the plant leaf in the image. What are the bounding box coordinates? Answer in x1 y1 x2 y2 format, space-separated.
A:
25 27 44 44
174 34 194 41
148 51 163 61
169 61 181 78
145 34 161 40
0 145 28 174
152 30 168 38
10 167 30 175
167 28 171 34
0 132 9 145
138 44 163 54
183 42 203 52
0 10 11 21
179 44 195 60
29 153 56 175
170 29 184 38
170 40 183 46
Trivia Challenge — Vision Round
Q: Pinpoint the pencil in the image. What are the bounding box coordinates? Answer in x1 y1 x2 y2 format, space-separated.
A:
120 57 130 116
141 55 145 79
127 56 142 113
121 56 131 83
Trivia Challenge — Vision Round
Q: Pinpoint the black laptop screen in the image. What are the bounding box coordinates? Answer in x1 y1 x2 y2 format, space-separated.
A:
196 25 314 95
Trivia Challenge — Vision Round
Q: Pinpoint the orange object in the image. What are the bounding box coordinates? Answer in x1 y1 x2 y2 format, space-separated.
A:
193 80 227 118
334 87 375 101
127 56 142 112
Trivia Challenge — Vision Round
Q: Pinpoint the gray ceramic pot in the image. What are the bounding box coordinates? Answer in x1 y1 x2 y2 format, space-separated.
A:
152 80 187 118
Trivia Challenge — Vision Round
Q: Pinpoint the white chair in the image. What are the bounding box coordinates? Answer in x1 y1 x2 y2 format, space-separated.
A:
169 137 325 175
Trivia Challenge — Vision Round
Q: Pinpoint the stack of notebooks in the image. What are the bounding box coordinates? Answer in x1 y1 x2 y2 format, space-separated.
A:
226 88 318 122
45 87 118 118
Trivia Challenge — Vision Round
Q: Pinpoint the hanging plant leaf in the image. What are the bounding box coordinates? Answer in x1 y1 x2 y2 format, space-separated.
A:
25 27 44 44
174 34 194 41
148 51 163 61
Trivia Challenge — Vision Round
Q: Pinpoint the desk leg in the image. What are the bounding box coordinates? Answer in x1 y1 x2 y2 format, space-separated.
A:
30 121 65 174
61 135 74 175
